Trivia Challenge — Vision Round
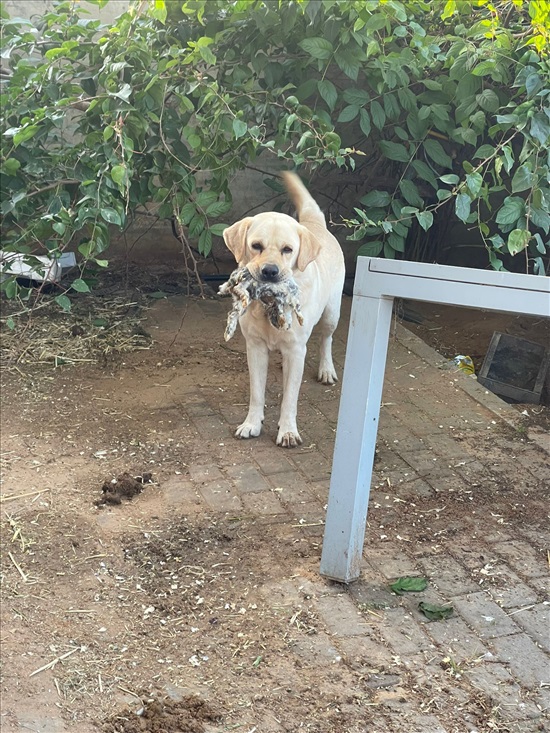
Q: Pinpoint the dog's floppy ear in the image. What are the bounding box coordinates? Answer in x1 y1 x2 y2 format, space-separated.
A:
223 218 253 265
296 225 321 272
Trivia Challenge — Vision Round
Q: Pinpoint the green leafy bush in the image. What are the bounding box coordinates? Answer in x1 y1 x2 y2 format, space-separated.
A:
1 0 548 308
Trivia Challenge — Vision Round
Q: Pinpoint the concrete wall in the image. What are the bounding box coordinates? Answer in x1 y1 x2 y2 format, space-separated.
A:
3 0 128 23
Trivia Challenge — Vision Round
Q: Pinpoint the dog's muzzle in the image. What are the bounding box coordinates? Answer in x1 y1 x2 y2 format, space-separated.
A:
260 263 280 282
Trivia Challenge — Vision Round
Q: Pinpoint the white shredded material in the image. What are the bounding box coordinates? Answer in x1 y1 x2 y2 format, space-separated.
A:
219 267 304 341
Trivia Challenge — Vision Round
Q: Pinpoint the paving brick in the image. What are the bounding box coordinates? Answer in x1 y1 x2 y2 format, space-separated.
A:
187 464 224 483
225 463 270 493
512 601 550 652
251 449 294 476
466 662 542 722
397 713 449 733
287 449 331 481
241 491 285 516
363 543 421 579
493 540 548 579
337 633 397 671
288 630 342 665
315 593 367 637
397 449 441 475
417 554 480 597
377 607 435 656
161 476 204 512
485 566 540 609
197 479 243 513
347 579 400 611
191 414 231 441
182 399 217 417
453 592 520 639
422 614 489 664
491 633 550 689
266 473 317 505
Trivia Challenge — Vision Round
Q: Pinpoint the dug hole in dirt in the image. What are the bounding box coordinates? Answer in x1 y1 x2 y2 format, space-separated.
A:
1 266 549 733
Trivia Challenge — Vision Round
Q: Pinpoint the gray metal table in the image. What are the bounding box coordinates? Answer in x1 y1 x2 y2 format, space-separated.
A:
320 257 550 583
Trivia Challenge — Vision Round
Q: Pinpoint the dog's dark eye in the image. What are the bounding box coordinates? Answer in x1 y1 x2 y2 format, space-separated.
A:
251 242 263 251
282 246 293 254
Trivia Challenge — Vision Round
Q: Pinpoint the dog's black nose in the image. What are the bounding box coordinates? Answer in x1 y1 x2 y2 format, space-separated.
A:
261 264 279 281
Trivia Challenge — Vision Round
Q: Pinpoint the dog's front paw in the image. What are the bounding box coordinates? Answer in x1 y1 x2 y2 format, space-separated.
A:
318 366 338 385
276 429 302 448
235 421 262 439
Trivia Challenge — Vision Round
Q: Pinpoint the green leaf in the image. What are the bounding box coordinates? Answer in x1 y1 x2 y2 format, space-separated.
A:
318 79 338 111
397 87 416 113
233 119 247 139
399 179 423 207
441 0 457 20
530 208 550 235
55 294 71 312
111 164 127 186
359 108 371 137
338 105 359 123
93 317 109 327
496 196 524 227
6 317 15 330
13 125 39 146
370 100 386 130
343 88 370 107
100 207 122 226
198 44 216 65
530 113 550 146
474 144 495 159
71 278 90 293
471 60 496 77
299 37 333 60
418 602 454 621
412 160 437 188
335 50 360 81
149 291 167 299
511 165 533 194
360 190 391 207
525 72 543 97
210 223 228 236
465 172 483 197
507 229 530 255
379 140 410 162
150 0 167 22
111 83 132 101
205 201 231 217
356 241 383 257
365 13 388 31
455 193 471 223
387 232 405 252
3 158 21 175
424 139 453 168
475 89 500 113
416 210 433 231
198 228 212 255
390 577 427 595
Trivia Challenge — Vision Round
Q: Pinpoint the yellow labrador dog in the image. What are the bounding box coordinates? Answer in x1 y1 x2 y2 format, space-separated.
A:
223 172 345 447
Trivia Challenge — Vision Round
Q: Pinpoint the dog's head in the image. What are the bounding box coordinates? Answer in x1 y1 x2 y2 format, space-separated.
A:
223 212 321 282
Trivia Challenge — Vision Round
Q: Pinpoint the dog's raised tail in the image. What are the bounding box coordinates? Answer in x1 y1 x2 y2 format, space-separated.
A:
282 171 326 227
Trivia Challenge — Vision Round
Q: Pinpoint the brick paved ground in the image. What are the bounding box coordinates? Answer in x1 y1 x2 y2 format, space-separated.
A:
161 296 549 733
1 294 548 733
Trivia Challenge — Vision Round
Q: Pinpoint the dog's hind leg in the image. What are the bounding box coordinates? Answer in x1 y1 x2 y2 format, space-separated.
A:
317 292 342 385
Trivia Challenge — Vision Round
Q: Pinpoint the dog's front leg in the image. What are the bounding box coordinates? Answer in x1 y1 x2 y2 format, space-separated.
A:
235 338 269 439
276 343 307 447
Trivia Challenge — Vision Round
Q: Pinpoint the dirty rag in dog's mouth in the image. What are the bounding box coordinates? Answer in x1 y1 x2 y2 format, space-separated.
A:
219 266 304 341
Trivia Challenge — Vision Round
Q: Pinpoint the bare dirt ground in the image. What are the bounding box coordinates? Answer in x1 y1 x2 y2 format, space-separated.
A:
1 273 549 733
